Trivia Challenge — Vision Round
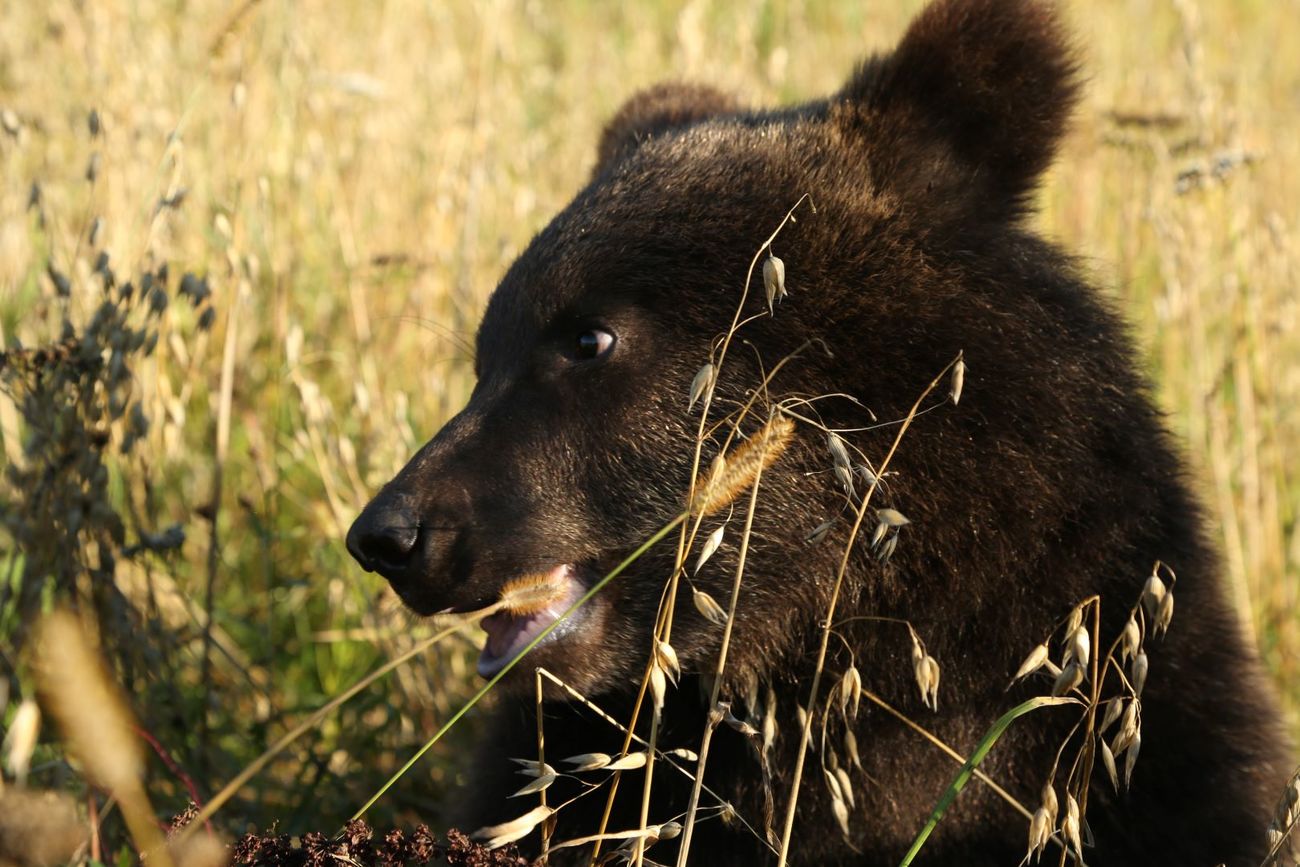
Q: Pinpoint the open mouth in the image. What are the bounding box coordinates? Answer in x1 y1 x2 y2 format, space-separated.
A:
477 564 587 678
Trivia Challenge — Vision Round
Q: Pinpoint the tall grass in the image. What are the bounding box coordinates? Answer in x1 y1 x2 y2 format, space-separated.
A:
0 0 1295 851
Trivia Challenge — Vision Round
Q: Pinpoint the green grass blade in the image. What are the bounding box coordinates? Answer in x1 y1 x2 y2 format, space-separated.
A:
349 512 686 822
898 696 1077 867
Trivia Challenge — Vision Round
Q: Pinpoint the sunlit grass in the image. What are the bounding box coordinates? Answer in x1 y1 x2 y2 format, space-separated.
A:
0 0 1294 850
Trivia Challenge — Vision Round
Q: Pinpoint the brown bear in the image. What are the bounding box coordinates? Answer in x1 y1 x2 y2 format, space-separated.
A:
348 0 1291 863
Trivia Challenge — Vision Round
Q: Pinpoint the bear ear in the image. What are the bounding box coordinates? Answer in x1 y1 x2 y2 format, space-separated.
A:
595 82 741 176
837 0 1081 220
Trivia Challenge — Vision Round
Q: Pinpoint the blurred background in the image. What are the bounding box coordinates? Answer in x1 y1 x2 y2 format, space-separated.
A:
0 0 1295 855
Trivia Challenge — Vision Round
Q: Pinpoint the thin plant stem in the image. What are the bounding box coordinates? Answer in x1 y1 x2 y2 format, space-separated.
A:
598 194 811 864
776 355 961 866
675 419 768 866
352 513 686 822
897 696 1077 867
174 615 485 845
536 668 552 861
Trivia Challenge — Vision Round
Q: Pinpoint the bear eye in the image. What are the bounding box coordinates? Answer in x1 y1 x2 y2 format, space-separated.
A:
572 327 615 361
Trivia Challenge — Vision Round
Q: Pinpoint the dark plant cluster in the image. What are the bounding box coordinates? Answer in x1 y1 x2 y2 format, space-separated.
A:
0 249 211 672
227 820 532 867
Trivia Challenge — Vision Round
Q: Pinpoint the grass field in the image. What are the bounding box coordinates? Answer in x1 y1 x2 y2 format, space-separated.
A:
1 0 1296 859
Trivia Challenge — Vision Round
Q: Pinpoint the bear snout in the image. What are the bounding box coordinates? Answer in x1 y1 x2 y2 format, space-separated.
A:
347 493 473 615
346 496 420 577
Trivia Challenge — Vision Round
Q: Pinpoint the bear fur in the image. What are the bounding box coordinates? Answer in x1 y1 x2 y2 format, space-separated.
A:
348 0 1291 863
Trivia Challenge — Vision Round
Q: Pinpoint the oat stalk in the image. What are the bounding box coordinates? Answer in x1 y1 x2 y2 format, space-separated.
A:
601 190 810 864
775 354 962 866
175 614 486 845
352 512 686 822
675 416 770 865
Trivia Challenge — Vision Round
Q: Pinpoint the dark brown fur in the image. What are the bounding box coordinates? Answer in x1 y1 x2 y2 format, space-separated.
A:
349 1 1290 862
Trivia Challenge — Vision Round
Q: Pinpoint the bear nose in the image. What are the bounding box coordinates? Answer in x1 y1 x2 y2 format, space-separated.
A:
347 502 419 576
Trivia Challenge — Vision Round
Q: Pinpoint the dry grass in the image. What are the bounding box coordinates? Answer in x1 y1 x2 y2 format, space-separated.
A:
0 0 1296 857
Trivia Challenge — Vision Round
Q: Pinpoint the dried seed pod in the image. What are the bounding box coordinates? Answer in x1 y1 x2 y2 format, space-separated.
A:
1100 737 1120 790
1065 604 1084 639
1069 625 1091 668
823 767 844 802
1113 700 1140 755
876 533 899 563
1121 616 1141 663
762 253 787 313
510 757 548 775
1051 662 1083 696
844 728 862 771
841 665 862 718
950 356 966 405
1013 644 1050 683
835 766 855 809
688 363 715 413
1026 807 1052 862
649 660 668 711
826 432 851 469
656 640 680 682
1141 572 1167 619
510 770 557 798
722 705 759 737
805 519 835 545
563 752 611 771
876 508 910 528
762 706 777 758
693 525 725 574
1100 697 1125 733
833 463 855 497
1155 589 1175 637
914 654 941 711
1063 794 1082 854
692 587 728 627
473 805 554 849
1040 782 1058 826
605 752 648 772
870 520 889 550
830 789 851 838
1123 732 1142 787
1131 650 1149 697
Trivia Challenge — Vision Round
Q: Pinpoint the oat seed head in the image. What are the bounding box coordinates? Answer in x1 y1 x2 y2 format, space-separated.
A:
1051 661 1084 696
473 805 555 849
949 355 966 406
693 525 725 575
1013 643 1050 683
1026 806 1052 863
688 363 715 414
762 253 787 314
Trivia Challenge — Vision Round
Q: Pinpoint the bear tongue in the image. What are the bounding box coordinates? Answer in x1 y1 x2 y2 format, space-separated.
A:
480 611 540 660
476 571 586 677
